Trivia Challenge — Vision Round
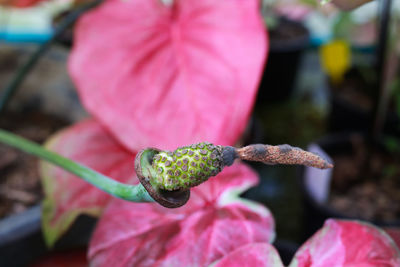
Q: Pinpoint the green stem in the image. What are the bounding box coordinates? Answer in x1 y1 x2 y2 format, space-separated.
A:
0 129 154 203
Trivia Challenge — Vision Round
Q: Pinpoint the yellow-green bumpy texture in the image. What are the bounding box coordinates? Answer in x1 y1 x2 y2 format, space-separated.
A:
151 142 224 191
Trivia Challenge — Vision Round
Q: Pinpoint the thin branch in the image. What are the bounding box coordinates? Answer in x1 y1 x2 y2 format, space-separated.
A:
372 0 393 139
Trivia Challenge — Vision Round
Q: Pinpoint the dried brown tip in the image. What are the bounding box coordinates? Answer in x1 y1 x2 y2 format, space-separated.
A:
236 144 333 169
135 148 190 208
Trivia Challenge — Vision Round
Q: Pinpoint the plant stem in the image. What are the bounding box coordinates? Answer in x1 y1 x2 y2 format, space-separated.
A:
372 0 392 140
0 0 103 113
0 129 154 203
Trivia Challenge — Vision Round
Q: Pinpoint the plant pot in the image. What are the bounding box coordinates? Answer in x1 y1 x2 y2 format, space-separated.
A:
327 66 374 133
273 239 299 266
0 204 96 267
329 93 370 133
299 132 400 240
257 18 310 103
329 92 400 136
327 67 400 135
0 44 88 266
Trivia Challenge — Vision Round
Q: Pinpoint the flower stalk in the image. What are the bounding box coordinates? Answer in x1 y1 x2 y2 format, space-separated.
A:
0 129 332 209
0 129 154 203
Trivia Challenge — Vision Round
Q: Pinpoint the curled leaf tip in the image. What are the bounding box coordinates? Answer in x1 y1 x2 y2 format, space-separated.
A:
135 147 190 208
236 144 333 169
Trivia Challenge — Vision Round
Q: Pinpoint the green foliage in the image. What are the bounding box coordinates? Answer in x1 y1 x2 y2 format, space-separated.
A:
320 0 332 4
383 135 400 154
391 78 400 118
299 0 319 8
333 12 353 40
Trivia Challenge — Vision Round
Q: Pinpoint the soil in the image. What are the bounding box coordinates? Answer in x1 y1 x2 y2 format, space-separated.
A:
328 135 400 222
0 111 69 219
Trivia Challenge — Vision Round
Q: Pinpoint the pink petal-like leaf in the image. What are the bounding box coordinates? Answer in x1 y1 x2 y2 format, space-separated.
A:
40 119 136 246
212 243 284 267
0 0 45 8
69 0 268 152
289 219 400 267
385 228 400 251
89 163 275 267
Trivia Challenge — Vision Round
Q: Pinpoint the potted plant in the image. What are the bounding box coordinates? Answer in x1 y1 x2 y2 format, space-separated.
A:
0 37 93 267
1 0 274 265
1 0 397 266
257 0 310 103
0 2 100 265
300 0 400 238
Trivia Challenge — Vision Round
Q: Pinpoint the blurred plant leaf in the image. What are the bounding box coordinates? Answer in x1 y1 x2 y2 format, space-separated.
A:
69 0 268 152
89 163 275 267
40 119 137 246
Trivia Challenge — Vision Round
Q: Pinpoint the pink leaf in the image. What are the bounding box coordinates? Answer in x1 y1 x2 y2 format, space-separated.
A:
0 0 45 8
289 219 400 267
40 119 136 246
69 0 268 152
212 243 284 267
89 163 275 267
385 228 400 252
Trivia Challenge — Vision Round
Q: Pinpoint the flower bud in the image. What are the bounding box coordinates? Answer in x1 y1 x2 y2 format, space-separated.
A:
151 142 224 190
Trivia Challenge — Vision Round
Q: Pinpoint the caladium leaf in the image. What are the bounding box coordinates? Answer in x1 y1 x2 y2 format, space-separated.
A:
69 0 268 152
211 243 284 267
0 0 90 8
40 119 136 246
386 228 400 250
0 0 45 7
89 163 275 267
289 219 400 267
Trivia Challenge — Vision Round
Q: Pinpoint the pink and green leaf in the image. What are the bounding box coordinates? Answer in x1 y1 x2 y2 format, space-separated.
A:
89 163 275 267
40 119 136 246
386 228 400 249
208 219 400 267
211 243 284 267
69 0 268 152
289 219 400 267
